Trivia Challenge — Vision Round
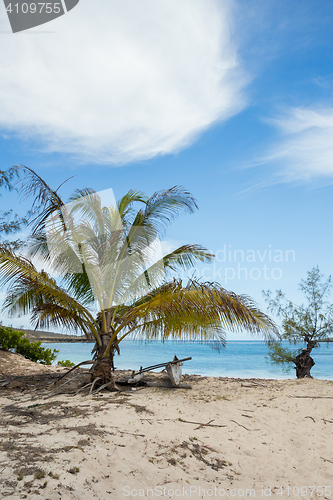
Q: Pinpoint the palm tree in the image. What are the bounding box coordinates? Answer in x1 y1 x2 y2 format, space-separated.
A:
0 167 278 388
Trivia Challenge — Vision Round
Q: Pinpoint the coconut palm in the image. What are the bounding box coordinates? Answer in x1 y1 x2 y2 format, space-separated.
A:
0 167 278 388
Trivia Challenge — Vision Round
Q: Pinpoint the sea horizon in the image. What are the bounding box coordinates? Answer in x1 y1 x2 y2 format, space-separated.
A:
43 339 333 381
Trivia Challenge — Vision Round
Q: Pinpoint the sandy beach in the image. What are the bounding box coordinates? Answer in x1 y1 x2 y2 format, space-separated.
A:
1 350 333 500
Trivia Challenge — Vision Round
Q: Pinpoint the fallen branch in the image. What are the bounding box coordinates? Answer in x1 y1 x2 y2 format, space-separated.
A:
305 416 316 423
48 373 86 393
195 419 214 430
178 418 226 428
230 419 260 432
74 381 94 395
55 360 94 383
320 457 333 464
241 381 267 388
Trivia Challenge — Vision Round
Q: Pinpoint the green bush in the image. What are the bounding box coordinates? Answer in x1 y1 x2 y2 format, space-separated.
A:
57 359 75 367
0 326 24 350
0 326 59 365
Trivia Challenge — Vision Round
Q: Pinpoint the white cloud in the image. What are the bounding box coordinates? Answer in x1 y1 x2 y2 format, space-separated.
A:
261 106 333 180
0 0 247 164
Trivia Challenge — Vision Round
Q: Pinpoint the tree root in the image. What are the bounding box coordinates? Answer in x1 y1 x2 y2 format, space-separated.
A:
55 360 94 384
89 377 103 395
92 381 115 394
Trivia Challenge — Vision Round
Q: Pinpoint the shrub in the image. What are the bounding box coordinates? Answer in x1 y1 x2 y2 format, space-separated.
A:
0 325 59 365
57 359 75 367
0 325 24 350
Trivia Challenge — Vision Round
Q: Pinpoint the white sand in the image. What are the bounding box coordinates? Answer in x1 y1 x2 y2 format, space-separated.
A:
1 352 333 499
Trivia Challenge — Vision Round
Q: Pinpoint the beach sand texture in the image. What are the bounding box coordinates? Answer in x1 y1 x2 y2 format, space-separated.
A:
1 350 333 500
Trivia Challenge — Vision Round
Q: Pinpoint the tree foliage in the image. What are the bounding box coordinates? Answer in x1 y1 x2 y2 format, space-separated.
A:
263 267 333 377
0 325 58 364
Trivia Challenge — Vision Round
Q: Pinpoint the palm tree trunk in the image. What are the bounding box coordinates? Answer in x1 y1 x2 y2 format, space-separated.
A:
91 332 116 386
293 340 316 378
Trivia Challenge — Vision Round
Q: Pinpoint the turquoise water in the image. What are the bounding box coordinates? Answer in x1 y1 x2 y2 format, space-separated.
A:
42 340 333 380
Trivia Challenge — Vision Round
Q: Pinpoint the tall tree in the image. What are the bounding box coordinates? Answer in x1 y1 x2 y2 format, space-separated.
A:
263 267 333 378
0 167 278 388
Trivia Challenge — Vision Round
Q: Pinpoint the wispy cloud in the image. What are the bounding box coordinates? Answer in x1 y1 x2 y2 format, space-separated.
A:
0 0 247 165
259 106 333 181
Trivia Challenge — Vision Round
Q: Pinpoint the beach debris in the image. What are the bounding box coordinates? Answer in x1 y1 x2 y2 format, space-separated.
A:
241 380 267 388
178 418 226 429
230 419 261 431
320 457 333 464
181 441 231 470
118 355 192 387
128 372 145 383
305 416 316 422
322 418 333 424
166 356 183 385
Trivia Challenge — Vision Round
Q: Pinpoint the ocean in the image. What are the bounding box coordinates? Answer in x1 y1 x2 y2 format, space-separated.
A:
42 339 333 380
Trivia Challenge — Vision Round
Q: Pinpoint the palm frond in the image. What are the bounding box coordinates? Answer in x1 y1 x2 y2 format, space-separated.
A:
132 186 198 237
15 165 65 235
0 248 100 343
162 245 214 272
103 279 278 355
117 190 147 226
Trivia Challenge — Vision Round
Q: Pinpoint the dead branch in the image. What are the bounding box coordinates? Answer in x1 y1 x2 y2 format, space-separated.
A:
178 418 226 428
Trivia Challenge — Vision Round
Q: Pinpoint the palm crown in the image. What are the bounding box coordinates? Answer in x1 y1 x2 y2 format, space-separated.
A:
0 167 278 384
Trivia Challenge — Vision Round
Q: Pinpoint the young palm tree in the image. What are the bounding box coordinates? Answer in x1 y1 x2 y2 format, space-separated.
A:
0 167 278 388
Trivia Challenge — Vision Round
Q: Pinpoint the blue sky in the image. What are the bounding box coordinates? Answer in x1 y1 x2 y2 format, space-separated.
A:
1 0 333 338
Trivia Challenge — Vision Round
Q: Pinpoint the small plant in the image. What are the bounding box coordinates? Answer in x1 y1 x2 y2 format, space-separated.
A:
48 472 60 479
57 359 75 367
17 472 24 481
68 467 80 475
34 469 46 479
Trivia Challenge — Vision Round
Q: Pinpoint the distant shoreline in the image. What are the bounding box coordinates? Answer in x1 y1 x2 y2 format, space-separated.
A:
9 327 333 344
15 328 94 343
